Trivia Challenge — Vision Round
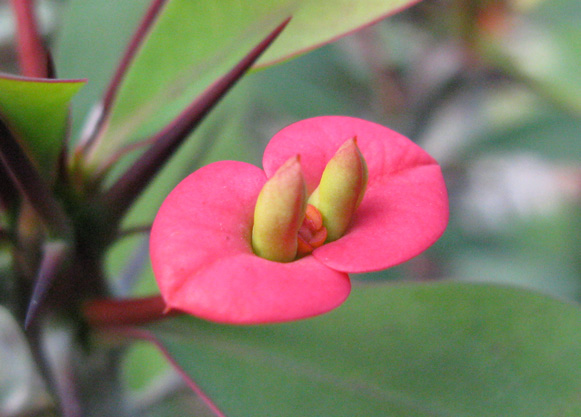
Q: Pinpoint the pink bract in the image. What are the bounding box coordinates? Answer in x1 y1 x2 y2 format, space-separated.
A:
150 116 448 324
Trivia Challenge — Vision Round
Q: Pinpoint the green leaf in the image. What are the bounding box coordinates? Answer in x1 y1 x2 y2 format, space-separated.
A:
57 0 419 172
250 44 373 118
0 75 85 177
255 0 420 68
145 283 581 416
83 1 294 171
123 340 170 391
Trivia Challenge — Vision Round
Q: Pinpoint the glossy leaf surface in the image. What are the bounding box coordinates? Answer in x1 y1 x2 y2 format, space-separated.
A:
146 283 581 417
0 75 85 177
255 0 420 67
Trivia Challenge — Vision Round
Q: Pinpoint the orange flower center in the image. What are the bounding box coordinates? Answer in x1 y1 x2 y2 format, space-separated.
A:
297 204 327 257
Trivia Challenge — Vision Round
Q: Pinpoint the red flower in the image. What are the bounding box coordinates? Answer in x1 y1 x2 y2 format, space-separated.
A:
150 116 448 324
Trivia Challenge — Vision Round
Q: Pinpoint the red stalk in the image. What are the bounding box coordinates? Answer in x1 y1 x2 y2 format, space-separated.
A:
10 0 49 78
84 295 180 328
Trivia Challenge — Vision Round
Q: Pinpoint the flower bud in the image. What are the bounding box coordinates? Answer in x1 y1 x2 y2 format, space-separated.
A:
308 138 368 241
252 156 307 262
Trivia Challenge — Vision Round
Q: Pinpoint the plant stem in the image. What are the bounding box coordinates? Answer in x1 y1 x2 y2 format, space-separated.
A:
9 0 50 78
83 295 179 328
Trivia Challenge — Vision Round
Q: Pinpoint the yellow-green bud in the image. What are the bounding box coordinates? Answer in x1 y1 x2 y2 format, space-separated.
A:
252 156 307 262
308 138 368 242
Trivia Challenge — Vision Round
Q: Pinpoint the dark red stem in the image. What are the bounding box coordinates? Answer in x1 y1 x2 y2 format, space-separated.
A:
10 0 50 78
83 295 180 328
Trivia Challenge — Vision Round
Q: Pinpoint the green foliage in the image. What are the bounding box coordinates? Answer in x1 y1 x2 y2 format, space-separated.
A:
255 0 418 67
54 0 420 175
148 283 581 417
0 76 85 177
84 1 291 169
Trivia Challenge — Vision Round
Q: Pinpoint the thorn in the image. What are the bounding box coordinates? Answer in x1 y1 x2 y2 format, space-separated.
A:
25 241 69 329
10 0 51 78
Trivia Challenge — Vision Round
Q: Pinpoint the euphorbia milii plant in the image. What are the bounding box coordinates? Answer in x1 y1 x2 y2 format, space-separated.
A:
0 0 457 414
4 0 579 416
150 116 448 324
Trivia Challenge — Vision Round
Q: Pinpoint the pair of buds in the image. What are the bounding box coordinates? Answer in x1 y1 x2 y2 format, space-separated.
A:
252 138 368 262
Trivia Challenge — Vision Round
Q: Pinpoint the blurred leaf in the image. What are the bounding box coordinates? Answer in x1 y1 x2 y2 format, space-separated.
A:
0 75 85 177
58 0 421 170
451 248 580 300
123 341 169 391
422 85 581 164
145 283 581 417
55 0 419 143
469 107 581 162
480 0 581 113
443 202 581 300
251 44 372 119
0 306 52 415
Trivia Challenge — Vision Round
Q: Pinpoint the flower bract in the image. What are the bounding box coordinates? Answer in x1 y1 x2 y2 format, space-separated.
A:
150 116 448 324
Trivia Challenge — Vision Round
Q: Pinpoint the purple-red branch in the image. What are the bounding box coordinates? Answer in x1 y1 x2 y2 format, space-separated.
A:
83 295 179 328
10 0 50 78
